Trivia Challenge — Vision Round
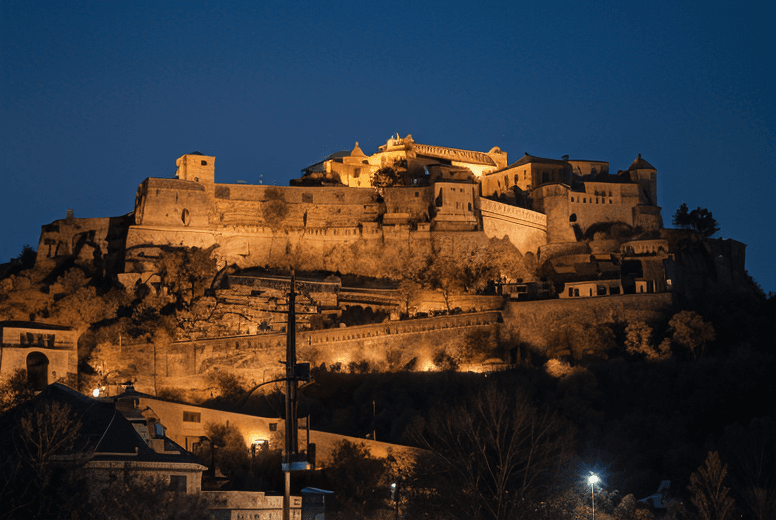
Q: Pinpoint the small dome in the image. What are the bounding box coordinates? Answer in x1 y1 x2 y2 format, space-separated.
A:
628 153 656 171
351 142 366 157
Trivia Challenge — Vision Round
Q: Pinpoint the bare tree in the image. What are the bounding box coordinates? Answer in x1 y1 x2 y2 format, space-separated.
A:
720 417 776 520
688 451 736 520
408 383 575 520
0 401 87 520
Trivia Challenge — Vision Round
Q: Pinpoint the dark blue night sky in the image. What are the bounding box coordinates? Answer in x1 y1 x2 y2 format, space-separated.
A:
2 1 774 292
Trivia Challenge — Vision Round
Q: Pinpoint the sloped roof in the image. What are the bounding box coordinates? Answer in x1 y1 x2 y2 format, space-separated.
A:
350 142 366 157
509 153 569 168
0 384 201 466
410 143 497 166
627 153 656 171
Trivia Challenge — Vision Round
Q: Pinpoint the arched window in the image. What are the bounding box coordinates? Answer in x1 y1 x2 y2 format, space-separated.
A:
569 213 577 222
201 160 208 166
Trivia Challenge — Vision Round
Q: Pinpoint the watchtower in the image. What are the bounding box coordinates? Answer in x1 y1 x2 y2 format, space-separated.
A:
175 152 215 184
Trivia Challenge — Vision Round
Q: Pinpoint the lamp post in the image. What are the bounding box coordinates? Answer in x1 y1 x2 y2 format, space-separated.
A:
588 474 599 520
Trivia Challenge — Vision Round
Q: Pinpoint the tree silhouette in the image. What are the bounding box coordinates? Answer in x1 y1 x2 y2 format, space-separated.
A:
688 451 736 520
673 203 720 237
324 440 389 519
408 383 575 520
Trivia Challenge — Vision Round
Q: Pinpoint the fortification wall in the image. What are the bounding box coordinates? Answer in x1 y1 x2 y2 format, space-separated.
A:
568 183 638 232
383 186 434 221
125 216 494 277
502 293 673 354
135 178 210 228
215 185 382 228
117 312 502 391
479 198 547 255
36 215 132 275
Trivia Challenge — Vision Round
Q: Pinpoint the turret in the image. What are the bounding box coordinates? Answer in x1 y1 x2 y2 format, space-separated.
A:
175 152 215 184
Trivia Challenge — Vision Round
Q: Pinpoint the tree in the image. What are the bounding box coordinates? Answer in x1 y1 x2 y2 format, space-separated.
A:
625 321 671 361
425 254 466 311
688 451 736 520
672 203 720 237
371 158 408 192
397 277 423 315
720 417 776 520
0 401 87 520
198 422 250 482
667 310 715 361
408 383 575 520
325 440 390 519
156 246 217 305
0 369 37 414
15 245 37 270
672 203 691 230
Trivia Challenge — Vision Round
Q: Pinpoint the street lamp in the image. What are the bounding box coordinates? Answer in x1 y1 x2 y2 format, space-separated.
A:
588 474 600 520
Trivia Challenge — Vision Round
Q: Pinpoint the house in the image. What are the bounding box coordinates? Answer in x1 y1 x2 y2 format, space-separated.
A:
0 383 206 494
106 385 421 467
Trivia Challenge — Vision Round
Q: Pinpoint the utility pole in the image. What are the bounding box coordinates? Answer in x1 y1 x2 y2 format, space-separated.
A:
283 270 299 520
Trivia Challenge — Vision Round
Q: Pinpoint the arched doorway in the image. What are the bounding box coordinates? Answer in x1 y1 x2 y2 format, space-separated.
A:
26 352 49 390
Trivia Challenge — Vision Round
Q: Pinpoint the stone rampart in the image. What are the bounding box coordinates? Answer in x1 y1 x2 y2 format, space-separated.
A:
479 198 547 254
118 311 502 391
36 215 132 274
135 178 210 228
502 293 673 354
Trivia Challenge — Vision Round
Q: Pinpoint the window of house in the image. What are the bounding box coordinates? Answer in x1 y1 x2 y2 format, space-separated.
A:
200 160 207 166
414 191 419 197
169 475 187 492
269 423 278 432
183 411 201 423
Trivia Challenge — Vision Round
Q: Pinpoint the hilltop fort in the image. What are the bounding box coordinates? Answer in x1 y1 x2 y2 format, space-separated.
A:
36 134 686 285
16 134 749 395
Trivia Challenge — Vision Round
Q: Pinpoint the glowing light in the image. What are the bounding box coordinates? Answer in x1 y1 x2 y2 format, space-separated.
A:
92 388 100 397
588 474 600 485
